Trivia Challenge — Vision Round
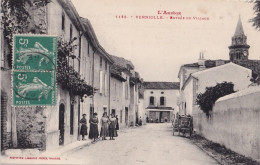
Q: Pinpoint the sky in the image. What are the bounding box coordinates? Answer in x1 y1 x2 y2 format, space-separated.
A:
71 0 260 82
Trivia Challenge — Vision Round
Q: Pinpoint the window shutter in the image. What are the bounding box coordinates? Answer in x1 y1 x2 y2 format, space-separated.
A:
104 73 107 96
99 71 103 94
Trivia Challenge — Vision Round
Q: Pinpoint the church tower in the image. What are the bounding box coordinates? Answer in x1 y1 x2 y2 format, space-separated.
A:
228 16 250 61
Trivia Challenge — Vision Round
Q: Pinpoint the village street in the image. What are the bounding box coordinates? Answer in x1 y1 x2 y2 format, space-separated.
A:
64 124 218 165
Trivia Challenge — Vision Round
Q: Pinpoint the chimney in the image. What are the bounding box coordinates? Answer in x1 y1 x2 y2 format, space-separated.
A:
198 52 206 70
216 59 225 66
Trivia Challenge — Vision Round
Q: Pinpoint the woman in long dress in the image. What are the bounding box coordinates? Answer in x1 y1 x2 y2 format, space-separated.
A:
79 114 88 140
109 113 117 140
100 112 109 140
89 112 99 142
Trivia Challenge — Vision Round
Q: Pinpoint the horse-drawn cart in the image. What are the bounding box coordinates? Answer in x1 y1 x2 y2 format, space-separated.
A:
173 115 193 137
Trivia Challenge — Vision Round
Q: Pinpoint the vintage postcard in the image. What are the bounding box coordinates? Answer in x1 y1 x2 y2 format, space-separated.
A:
1 0 260 165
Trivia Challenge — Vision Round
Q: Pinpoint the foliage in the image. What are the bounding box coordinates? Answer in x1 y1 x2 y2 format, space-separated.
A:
250 73 260 85
1 0 96 101
196 82 235 117
251 1 260 30
1 0 51 67
57 38 97 102
232 60 260 85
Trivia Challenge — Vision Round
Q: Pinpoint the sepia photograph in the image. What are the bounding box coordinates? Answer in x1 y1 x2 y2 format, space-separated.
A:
1 0 260 164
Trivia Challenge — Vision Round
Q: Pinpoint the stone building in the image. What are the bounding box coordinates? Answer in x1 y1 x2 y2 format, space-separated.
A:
143 82 180 123
129 71 142 126
137 80 146 124
1 0 144 154
178 16 260 116
181 62 252 116
0 0 114 152
1 23 15 154
109 55 141 128
45 0 83 150
80 18 114 131
110 63 127 128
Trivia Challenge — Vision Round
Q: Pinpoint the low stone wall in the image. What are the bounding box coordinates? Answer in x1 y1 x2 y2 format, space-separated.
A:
16 107 46 150
1 90 11 152
193 86 260 162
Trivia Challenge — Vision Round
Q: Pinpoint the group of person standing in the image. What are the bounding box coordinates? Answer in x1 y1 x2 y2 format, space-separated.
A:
79 112 119 142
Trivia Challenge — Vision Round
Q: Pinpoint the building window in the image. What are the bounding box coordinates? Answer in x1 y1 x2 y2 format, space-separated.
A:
161 92 164 94
62 13 65 31
100 56 102 68
69 24 73 41
149 96 154 105
105 61 107 70
70 104 74 135
160 97 165 106
150 91 153 94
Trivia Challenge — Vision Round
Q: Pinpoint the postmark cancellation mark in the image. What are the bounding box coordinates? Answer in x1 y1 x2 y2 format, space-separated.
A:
13 71 56 106
13 35 57 71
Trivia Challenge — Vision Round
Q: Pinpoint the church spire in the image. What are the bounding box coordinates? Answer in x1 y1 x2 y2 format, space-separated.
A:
234 15 245 37
228 15 250 61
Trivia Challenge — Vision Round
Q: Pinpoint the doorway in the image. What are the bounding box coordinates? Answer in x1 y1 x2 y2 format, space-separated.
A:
159 112 162 123
111 109 115 115
135 111 138 125
125 107 128 126
90 105 94 119
70 104 74 135
59 104 65 145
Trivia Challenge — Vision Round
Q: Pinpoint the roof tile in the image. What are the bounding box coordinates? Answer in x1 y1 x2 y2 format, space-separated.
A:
109 55 134 69
143 82 180 90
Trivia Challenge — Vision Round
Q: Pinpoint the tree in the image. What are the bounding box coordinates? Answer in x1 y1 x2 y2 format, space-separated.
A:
196 82 235 117
1 0 51 67
251 1 260 30
1 0 96 101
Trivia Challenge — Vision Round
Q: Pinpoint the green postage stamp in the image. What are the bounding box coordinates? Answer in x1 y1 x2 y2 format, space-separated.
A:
13 71 56 106
12 35 57 106
13 35 57 71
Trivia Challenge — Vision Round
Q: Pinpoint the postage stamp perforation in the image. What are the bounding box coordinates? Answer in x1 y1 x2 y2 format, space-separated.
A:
12 71 57 107
13 37 57 71
12 34 57 107
11 34 58 69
